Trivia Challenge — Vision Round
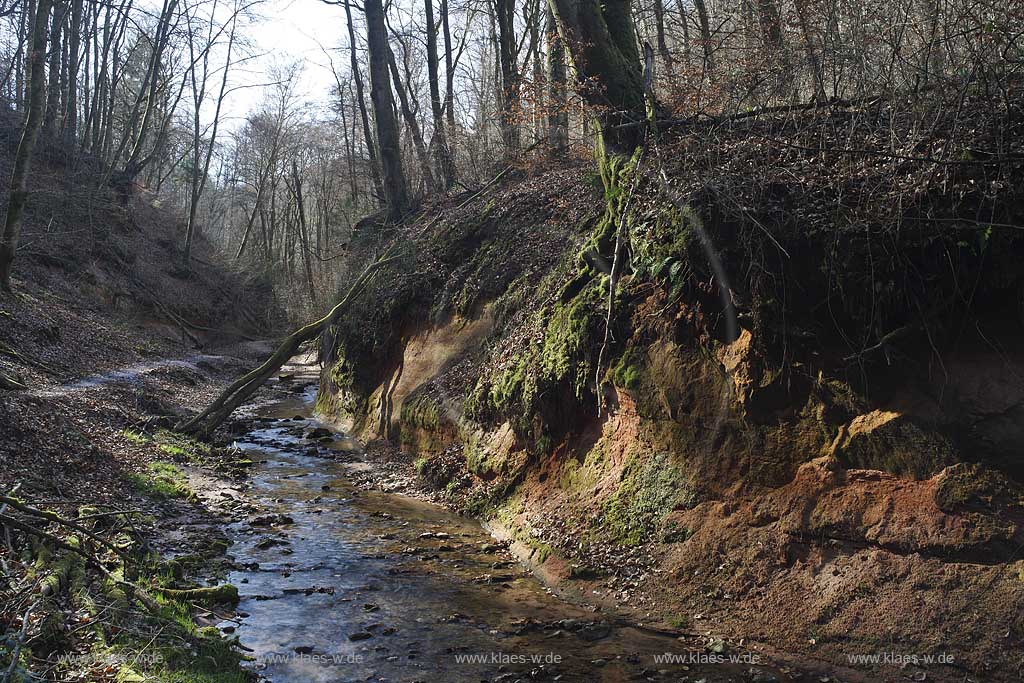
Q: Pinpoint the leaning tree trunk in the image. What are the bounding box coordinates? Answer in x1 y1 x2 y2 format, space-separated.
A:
0 0 53 293
387 44 437 194
176 252 399 437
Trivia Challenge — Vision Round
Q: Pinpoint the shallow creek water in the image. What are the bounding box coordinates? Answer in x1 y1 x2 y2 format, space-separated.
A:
220 374 782 683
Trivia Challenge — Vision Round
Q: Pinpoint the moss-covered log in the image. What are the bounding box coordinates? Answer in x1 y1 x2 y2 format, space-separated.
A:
156 583 239 606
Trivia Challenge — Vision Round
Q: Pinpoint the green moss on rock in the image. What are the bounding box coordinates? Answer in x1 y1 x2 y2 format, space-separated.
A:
602 449 695 546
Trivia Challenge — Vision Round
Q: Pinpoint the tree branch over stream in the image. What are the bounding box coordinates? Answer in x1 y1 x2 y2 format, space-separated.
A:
175 249 403 438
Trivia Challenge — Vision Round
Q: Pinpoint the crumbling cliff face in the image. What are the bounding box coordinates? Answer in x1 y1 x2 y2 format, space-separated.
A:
317 102 1024 679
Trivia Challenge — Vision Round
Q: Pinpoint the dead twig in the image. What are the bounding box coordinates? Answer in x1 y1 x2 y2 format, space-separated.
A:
1 599 38 683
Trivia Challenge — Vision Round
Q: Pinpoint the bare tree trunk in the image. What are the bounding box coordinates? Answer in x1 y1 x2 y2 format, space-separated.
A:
693 0 713 76
289 160 317 304
653 0 673 77
757 0 789 98
184 4 238 265
440 0 457 168
793 0 826 100
0 0 53 292
14 2 28 110
43 0 63 135
119 0 178 183
545 6 568 153
674 0 691 67
387 44 436 195
343 0 384 205
495 0 519 157
425 0 454 189
365 0 409 220
338 85 358 198
63 0 80 145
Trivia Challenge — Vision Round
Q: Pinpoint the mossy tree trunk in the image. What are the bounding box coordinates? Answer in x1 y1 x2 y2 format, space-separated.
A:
545 5 569 153
0 0 52 293
545 0 646 160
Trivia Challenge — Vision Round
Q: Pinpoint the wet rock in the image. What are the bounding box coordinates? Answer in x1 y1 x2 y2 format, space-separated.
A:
473 573 516 584
576 623 612 641
348 631 373 641
293 645 314 654
307 427 332 439
283 586 336 595
363 603 380 612
707 638 728 654
254 538 289 550
249 514 294 527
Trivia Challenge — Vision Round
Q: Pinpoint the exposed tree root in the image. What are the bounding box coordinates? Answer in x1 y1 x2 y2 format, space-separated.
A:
176 251 401 438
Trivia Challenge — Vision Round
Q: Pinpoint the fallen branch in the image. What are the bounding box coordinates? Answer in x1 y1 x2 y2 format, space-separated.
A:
176 250 402 438
0 512 161 614
1 600 37 683
0 372 26 390
0 494 131 563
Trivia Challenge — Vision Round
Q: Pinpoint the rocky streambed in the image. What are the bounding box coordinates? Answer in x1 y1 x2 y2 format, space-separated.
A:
215 368 797 683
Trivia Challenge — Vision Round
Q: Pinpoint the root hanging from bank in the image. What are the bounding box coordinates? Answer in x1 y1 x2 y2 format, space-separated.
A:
176 251 402 438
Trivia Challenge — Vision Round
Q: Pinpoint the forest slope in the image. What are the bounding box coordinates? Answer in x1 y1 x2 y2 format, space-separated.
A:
0 122 284 683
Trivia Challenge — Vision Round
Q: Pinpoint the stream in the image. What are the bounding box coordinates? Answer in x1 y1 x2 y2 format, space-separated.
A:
218 367 784 683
